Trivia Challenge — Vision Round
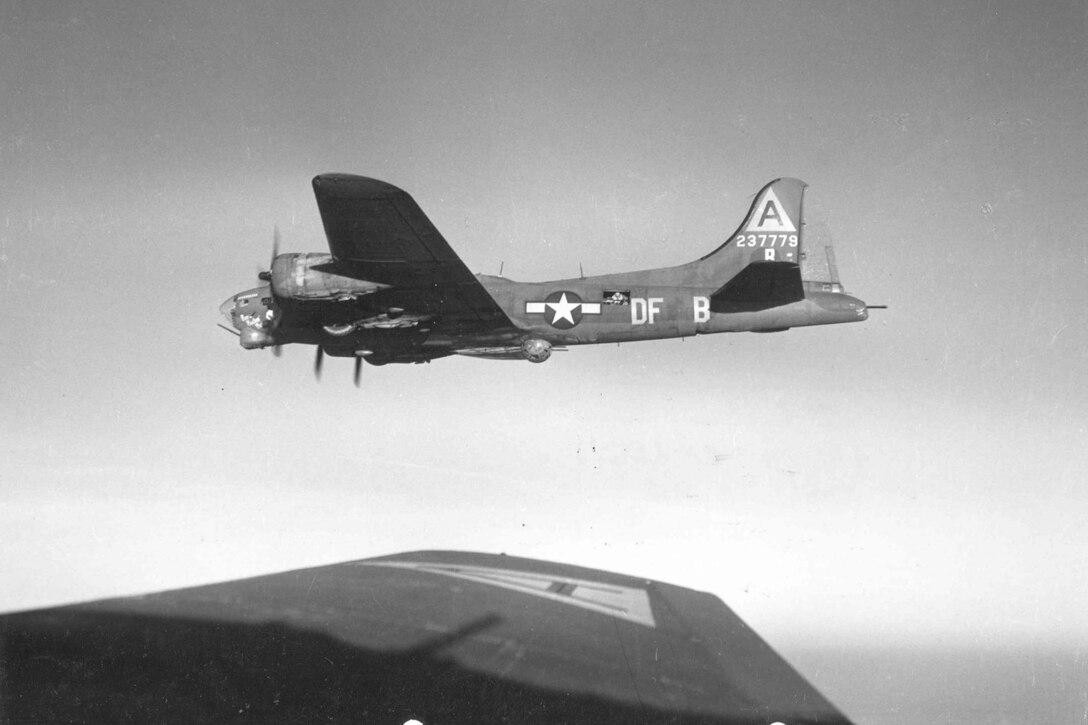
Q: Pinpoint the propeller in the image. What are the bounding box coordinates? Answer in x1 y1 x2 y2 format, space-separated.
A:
257 226 280 282
314 346 324 380
354 356 363 388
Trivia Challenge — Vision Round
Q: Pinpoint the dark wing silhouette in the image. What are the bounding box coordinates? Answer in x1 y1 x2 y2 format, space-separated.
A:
0 550 853 724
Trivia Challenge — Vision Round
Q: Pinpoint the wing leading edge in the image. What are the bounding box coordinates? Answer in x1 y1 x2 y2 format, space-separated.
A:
0 550 854 725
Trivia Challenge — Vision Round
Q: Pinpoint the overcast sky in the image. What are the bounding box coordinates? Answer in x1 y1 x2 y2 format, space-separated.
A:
2 0 1086 677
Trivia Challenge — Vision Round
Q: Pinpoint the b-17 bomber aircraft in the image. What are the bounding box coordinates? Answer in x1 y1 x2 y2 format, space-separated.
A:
220 174 875 382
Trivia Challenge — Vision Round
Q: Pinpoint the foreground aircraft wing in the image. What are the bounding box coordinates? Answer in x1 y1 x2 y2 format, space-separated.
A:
312 174 512 330
0 550 853 724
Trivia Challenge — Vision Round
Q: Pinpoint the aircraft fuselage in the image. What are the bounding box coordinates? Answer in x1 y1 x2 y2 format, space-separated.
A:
478 274 867 347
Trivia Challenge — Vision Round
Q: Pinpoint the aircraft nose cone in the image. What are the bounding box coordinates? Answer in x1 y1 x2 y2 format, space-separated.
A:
219 296 237 327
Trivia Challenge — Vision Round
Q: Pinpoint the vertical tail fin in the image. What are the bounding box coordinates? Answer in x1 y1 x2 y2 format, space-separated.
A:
688 178 869 320
702 177 806 266
683 178 807 296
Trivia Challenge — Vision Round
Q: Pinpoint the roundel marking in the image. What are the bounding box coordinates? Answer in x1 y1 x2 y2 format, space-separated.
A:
544 290 583 329
524 291 602 329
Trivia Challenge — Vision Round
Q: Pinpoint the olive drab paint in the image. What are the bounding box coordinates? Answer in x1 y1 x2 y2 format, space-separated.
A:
221 175 873 368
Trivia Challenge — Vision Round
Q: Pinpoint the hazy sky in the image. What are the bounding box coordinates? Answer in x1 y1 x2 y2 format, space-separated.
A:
2 0 1086 675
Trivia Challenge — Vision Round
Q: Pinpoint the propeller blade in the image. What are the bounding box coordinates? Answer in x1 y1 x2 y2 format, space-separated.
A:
314 347 324 380
272 344 282 357
271 225 280 267
354 356 362 387
258 227 281 282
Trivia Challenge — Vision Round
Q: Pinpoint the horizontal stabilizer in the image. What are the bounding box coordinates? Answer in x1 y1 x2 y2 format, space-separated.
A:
711 261 804 313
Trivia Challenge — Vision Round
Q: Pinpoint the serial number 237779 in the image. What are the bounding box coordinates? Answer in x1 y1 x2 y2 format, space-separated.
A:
734 234 798 247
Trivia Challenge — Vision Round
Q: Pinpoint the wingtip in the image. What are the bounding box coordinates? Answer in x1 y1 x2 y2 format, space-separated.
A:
312 173 407 198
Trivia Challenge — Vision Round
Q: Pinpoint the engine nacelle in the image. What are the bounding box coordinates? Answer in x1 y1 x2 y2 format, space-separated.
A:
270 253 390 301
521 338 552 363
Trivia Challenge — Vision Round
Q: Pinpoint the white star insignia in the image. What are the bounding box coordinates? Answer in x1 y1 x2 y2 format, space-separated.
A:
546 293 580 325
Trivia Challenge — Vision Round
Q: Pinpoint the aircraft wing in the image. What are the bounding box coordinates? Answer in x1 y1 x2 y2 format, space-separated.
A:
311 174 512 330
0 550 853 724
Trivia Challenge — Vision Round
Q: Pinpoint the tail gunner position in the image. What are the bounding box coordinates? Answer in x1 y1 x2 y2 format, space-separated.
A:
220 175 875 381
